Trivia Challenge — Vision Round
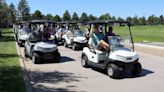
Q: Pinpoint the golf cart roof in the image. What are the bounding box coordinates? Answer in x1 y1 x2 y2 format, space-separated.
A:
57 20 85 24
87 20 130 25
30 20 56 24
19 21 31 24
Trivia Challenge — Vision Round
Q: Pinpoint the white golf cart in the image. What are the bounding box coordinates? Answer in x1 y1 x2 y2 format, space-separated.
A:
17 21 32 47
81 20 142 79
24 20 60 64
55 22 67 45
62 21 88 50
63 28 87 50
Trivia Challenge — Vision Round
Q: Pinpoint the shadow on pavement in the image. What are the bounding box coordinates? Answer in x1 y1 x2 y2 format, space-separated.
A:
60 56 75 63
22 56 75 64
91 68 154 79
139 68 154 76
28 70 87 92
33 85 85 92
124 68 154 79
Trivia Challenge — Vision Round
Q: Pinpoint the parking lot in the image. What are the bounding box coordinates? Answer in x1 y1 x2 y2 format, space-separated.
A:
18 45 164 92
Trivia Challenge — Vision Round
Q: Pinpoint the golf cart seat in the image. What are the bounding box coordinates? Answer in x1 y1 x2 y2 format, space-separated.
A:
28 31 42 43
88 37 106 54
82 37 107 63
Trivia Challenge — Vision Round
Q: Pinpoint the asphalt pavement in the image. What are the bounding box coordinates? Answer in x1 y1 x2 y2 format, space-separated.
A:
18 45 164 92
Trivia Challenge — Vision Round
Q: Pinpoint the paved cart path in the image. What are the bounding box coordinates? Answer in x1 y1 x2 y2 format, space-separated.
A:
19 46 164 92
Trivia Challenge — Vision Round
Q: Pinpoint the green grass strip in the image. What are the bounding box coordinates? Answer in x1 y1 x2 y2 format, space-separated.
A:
0 29 26 92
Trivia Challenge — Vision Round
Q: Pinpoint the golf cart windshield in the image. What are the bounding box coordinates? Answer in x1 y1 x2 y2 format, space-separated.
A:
21 28 32 35
73 29 85 37
107 35 133 51
107 36 123 48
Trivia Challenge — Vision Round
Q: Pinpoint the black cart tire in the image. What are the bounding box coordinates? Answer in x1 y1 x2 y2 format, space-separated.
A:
81 55 89 68
64 40 68 47
54 52 61 63
32 53 41 64
131 62 142 75
72 43 76 50
18 41 23 47
107 64 120 78
24 48 28 58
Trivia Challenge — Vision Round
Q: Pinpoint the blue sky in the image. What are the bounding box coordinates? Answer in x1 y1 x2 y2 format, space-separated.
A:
6 0 164 19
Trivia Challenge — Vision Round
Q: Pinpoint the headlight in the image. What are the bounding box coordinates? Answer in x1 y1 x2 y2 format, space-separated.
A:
81 40 87 43
117 55 133 61
117 55 125 59
37 46 42 50
37 46 51 51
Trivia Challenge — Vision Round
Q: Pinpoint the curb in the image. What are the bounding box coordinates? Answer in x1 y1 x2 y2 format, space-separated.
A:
135 43 164 57
15 37 34 92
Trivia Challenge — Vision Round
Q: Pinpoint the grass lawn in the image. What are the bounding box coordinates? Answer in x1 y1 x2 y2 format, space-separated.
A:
0 29 26 92
113 25 164 42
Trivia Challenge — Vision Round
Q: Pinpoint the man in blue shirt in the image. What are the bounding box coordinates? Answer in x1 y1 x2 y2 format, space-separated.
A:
91 24 111 51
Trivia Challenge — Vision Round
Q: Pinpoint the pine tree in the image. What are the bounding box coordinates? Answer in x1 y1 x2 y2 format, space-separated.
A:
18 0 30 21
53 15 61 21
8 3 17 23
72 12 79 21
32 10 43 20
80 12 89 22
63 10 71 21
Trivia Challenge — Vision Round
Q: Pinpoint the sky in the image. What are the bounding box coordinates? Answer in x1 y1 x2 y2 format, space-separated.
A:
6 0 164 19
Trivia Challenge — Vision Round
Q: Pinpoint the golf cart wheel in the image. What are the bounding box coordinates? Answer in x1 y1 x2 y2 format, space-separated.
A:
18 42 23 47
64 41 68 47
72 43 77 50
62 39 65 44
54 52 61 63
24 48 28 58
81 55 89 68
32 53 41 64
107 64 120 78
131 62 142 75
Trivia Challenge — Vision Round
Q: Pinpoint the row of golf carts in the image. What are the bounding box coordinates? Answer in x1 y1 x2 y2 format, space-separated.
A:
13 20 88 63
13 20 142 78
13 20 60 64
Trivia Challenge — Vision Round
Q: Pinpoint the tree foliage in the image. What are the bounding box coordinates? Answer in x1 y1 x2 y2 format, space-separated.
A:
126 17 132 23
63 10 71 21
88 14 97 21
99 13 111 20
147 15 159 25
32 10 43 20
159 15 164 25
117 17 124 21
132 16 139 25
53 15 61 21
8 3 16 23
17 0 30 21
138 16 146 25
80 12 89 22
72 12 79 21
0 1 10 27
44 14 53 20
